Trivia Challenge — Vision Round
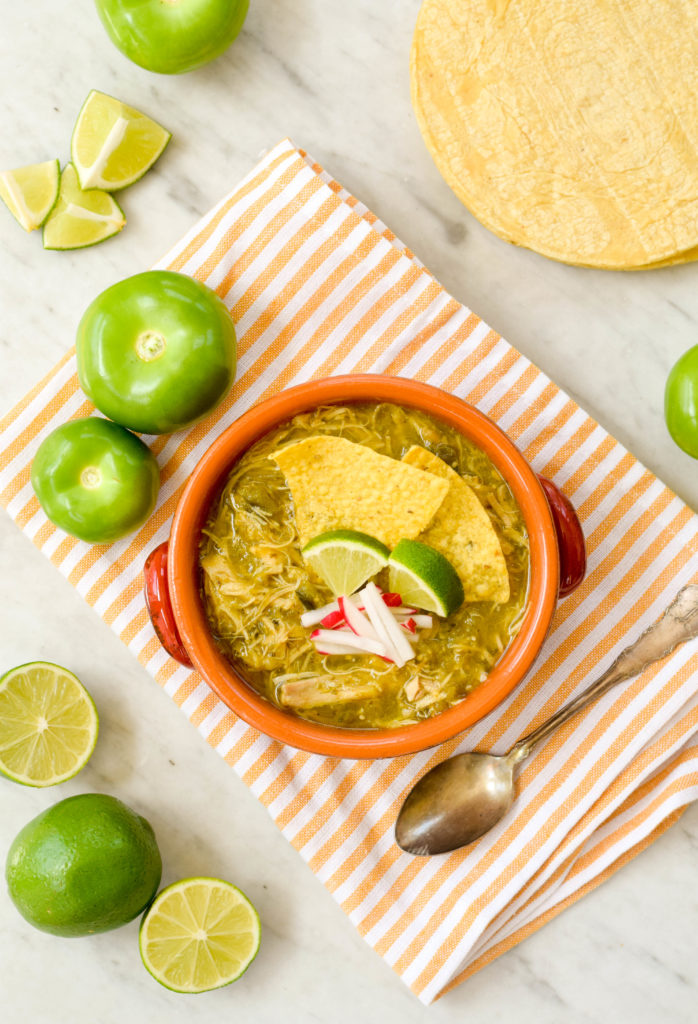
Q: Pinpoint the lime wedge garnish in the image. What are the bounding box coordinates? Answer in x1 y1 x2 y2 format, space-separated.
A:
139 877 261 993
72 90 171 191
43 164 125 250
0 662 99 787
388 539 464 617
302 529 390 596
0 159 60 231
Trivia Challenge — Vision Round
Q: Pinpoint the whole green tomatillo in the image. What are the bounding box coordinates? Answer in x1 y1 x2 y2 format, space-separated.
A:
76 270 237 435
665 345 698 458
31 418 160 544
93 0 249 75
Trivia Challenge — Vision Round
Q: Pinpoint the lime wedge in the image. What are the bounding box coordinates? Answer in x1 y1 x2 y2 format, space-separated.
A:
388 539 464 617
72 90 171 191
139 877 261 993
302 529 390 596
0 159 60 231
43 164 125 250
0 662 98 787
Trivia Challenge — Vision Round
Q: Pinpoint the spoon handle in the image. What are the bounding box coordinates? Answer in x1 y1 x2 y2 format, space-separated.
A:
509 584 698 763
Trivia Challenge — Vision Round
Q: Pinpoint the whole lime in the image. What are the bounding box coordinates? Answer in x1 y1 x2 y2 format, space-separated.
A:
5 793 162 937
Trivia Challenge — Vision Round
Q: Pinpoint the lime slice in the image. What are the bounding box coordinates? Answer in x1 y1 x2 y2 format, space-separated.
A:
0 662 98 787
139 877 261 993
0 159 60 231
72 90 171 191
388 539 464 617
302 529 390 596
43 164 125 250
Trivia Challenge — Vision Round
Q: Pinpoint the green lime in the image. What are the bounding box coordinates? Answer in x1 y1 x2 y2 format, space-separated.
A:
139 877 261 993
43 164 125 250
388 539 464 616
72 90 171 192
302 529 389 596
5 793 162 937
0 159 60 232
0 662 98 787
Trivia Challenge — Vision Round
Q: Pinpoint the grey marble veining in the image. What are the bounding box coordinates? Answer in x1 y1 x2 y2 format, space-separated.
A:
2 2 698 1022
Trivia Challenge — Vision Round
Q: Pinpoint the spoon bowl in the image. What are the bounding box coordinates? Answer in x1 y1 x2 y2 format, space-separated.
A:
396 752 517 856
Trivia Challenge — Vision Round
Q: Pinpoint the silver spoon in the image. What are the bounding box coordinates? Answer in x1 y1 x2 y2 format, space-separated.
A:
396 584 698 856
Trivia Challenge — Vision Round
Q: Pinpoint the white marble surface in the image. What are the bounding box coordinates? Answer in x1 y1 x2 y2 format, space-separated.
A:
2 2 698 1022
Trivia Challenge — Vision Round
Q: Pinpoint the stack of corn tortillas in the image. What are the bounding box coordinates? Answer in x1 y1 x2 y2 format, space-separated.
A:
411 0 698 269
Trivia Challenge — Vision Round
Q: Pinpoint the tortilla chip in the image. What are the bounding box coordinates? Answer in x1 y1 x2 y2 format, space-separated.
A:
411 0 698 269
402 446 509 603
271 436 449 549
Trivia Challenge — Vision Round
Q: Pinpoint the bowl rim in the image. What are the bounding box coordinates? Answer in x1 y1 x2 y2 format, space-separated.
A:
168 375 559 758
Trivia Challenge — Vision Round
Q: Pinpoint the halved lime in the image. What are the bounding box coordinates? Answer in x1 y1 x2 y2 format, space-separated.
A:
139 877 261 993
0 159 60 231
388 539 464 617
302 529 389 596
43 164 125 250
72 90 171 192
0 662 98 787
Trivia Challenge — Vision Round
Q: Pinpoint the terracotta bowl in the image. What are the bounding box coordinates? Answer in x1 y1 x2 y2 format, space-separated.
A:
144 375 586 758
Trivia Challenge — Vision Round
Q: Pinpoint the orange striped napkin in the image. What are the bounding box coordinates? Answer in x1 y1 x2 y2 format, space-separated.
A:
2 139 698 1003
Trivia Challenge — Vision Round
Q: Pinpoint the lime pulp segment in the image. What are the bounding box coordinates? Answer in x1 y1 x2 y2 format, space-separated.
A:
140 877 261 993
0 662 98 786
0 159 60 231
302 529 390 596
72 90 171 191
43 164 125 250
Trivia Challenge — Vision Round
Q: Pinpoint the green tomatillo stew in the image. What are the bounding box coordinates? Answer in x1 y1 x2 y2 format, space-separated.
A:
199 403 530 730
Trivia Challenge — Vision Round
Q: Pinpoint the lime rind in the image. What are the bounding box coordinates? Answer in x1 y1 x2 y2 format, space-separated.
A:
40 161 62 225
139 876 261 993
0 159 61 231
388 539 464 617
303 529 390 559
0 661 99 787
72 90 171 192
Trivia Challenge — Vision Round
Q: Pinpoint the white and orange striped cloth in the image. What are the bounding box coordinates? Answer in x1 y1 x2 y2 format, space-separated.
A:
2 139 698 1003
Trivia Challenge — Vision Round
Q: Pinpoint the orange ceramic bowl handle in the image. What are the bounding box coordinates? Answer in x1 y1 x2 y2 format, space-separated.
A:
537 476 586 598
144 541 192 667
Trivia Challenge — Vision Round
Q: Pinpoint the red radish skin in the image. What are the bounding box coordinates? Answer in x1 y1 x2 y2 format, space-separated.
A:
302 593 402 628
411 614 433 628
300 600 340 628
339 595 381 641
321 609 345 629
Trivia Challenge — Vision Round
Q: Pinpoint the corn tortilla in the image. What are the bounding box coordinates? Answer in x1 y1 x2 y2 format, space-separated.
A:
411 0 698 269
402 446 510 603
271 436 449 549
